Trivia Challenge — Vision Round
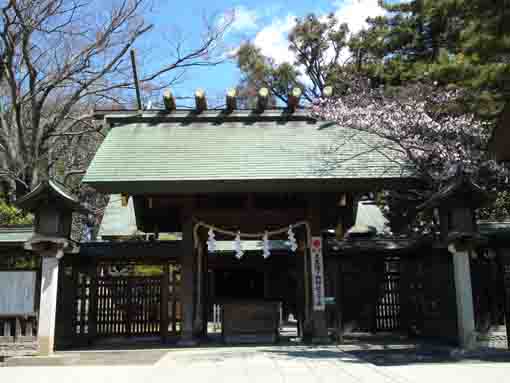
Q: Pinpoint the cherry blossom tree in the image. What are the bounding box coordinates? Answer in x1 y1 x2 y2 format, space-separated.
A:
312 76 508 232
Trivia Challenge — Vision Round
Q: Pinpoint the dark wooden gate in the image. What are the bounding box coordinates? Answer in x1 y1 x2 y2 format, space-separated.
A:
96 276 161 337
339 255 401 333
500 254 510 349
375 257 401 331
399 251 458 343
471 256 506 332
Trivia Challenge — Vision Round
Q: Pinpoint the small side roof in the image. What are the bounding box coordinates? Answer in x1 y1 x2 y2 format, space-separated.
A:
479 221 510 245
418 174 491 210
16 180 88 213
0 225 33 245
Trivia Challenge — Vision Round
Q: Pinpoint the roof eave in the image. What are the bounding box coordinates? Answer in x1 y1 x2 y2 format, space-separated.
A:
84 177 419 195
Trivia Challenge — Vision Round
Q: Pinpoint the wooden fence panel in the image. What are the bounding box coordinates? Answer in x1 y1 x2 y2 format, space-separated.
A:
96 276 161 337
375 258 401 332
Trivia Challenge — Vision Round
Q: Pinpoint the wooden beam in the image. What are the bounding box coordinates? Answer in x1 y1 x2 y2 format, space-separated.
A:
194 208 307 231
287 87 302 112
226 88 237 111
130 49 143 111
195 89 207 113
163 90 176 111
257 87 269 112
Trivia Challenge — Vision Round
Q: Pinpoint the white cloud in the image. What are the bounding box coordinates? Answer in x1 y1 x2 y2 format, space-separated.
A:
332 0 386 34
230 6 259 31
250 0 386 67
253 15 296 65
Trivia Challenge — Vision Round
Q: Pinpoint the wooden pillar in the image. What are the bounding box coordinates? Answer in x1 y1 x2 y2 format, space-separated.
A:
497 249 510 350
161 263 170 342
193 235 205 336
178 214 198 345
88 261 98 343
307 195 329 343
342 193 357 233
336 260 344 342
295 244 305 338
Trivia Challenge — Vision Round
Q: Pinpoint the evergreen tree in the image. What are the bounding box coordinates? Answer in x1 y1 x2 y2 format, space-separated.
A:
0 198 32 225
353 0 510 115
236 14 351 104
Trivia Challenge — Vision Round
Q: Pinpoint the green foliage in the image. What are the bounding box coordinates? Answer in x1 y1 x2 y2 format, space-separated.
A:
133 265 163 276
479 191 510 222
0 252 39 270
0 198 33 225
354 0 510 115
236 13 352 104
13 254 39 269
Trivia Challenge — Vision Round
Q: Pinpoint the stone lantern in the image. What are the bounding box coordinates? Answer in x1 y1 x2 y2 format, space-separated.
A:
16 180 89 355
419 174 490 349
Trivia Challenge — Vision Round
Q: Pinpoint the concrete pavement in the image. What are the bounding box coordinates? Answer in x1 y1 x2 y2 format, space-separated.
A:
1 345 510 383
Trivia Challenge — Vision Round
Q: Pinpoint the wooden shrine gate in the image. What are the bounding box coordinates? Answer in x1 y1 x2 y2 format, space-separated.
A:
96 276 161 337
337 255 401 333
59 259 182 347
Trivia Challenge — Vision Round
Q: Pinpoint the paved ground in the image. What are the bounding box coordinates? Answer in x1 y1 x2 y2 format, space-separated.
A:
1 344 510 383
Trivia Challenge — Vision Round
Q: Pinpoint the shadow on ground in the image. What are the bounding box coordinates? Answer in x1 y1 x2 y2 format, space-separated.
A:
3 334 510 367
262 334 510 367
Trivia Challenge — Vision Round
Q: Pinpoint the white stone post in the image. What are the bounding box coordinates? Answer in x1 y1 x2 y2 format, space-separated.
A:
37 256 60 355
450 246 476 349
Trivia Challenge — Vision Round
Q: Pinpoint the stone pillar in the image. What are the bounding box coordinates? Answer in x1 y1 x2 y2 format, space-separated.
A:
453 252 476 348
450 245 477 349
417 174 489 349
16 180 85 353
37 255 60 355
445 205 478 349
178 215 197 345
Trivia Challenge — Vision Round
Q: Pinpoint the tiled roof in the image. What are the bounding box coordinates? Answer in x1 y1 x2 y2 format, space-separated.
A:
0 226 33 244
84 110 412 193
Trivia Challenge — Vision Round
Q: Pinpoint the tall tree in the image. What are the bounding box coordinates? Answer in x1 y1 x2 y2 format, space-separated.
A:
351 0 510 114
313 75 508 232
0 0 232 200
236 13 351 104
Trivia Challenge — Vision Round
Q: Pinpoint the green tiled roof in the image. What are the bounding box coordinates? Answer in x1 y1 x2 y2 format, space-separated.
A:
16 179 88 213
0 226 33 244
84 111 411 193
479 221 510 242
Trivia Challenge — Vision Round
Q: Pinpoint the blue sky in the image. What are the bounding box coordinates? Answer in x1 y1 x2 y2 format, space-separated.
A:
136 0 392 107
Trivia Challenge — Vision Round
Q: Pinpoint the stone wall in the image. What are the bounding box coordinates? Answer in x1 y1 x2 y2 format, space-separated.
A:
0 338 38 360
